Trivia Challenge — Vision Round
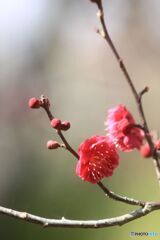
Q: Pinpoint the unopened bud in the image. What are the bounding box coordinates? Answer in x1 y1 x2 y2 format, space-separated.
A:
47 140 60 150
28 97 41 109
40 95 50 108
155 139 160 150
140 143 151 158
96 10 103 18
50 119 62 130
61 121 71 131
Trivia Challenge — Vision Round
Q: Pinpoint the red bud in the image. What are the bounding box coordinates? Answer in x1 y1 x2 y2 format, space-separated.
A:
50 119 62 130
28 97 41 109
47 140 60 150
61 121 71 131
155 139 160 150
140 143 151 158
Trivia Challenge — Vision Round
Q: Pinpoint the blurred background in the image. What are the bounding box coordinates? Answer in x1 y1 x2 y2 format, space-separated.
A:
0 0 160 239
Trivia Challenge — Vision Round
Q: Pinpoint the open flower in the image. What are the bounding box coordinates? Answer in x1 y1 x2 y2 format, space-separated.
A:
76 135 119 184
106 104 144 152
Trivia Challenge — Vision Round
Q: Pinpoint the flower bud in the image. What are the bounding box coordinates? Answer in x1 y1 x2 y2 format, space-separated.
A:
46 140 60 150
50 119 62 130
40 95 50 108
140 143 151 158
61 121 71 131
28 97 41 109
155 139 160 150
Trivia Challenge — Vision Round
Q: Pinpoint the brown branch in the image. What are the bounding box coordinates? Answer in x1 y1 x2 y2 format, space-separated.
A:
57 130 79 159
138 86 149 100
0 203 160 228
97 182 145 207
92 0 160 184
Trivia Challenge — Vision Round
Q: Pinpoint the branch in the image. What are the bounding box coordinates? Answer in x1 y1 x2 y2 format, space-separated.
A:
57 130 79 159
0 203 159 228
92 0 160 185
97 182 145 207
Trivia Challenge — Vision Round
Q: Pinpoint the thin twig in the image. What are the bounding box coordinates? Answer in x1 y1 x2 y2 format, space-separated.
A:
93 0 160 184
0 203 159 228
97 182 145 207
57 130 79 159
138 86 149 100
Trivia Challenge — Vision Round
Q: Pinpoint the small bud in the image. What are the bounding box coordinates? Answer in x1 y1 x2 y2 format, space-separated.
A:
96 10 103 18
155 139 160 150
61 121 71 131
140 143 151 158
40 95 50 108
28 97 41 109
47 140 60 150
100 30 106 38
50 119 62 130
